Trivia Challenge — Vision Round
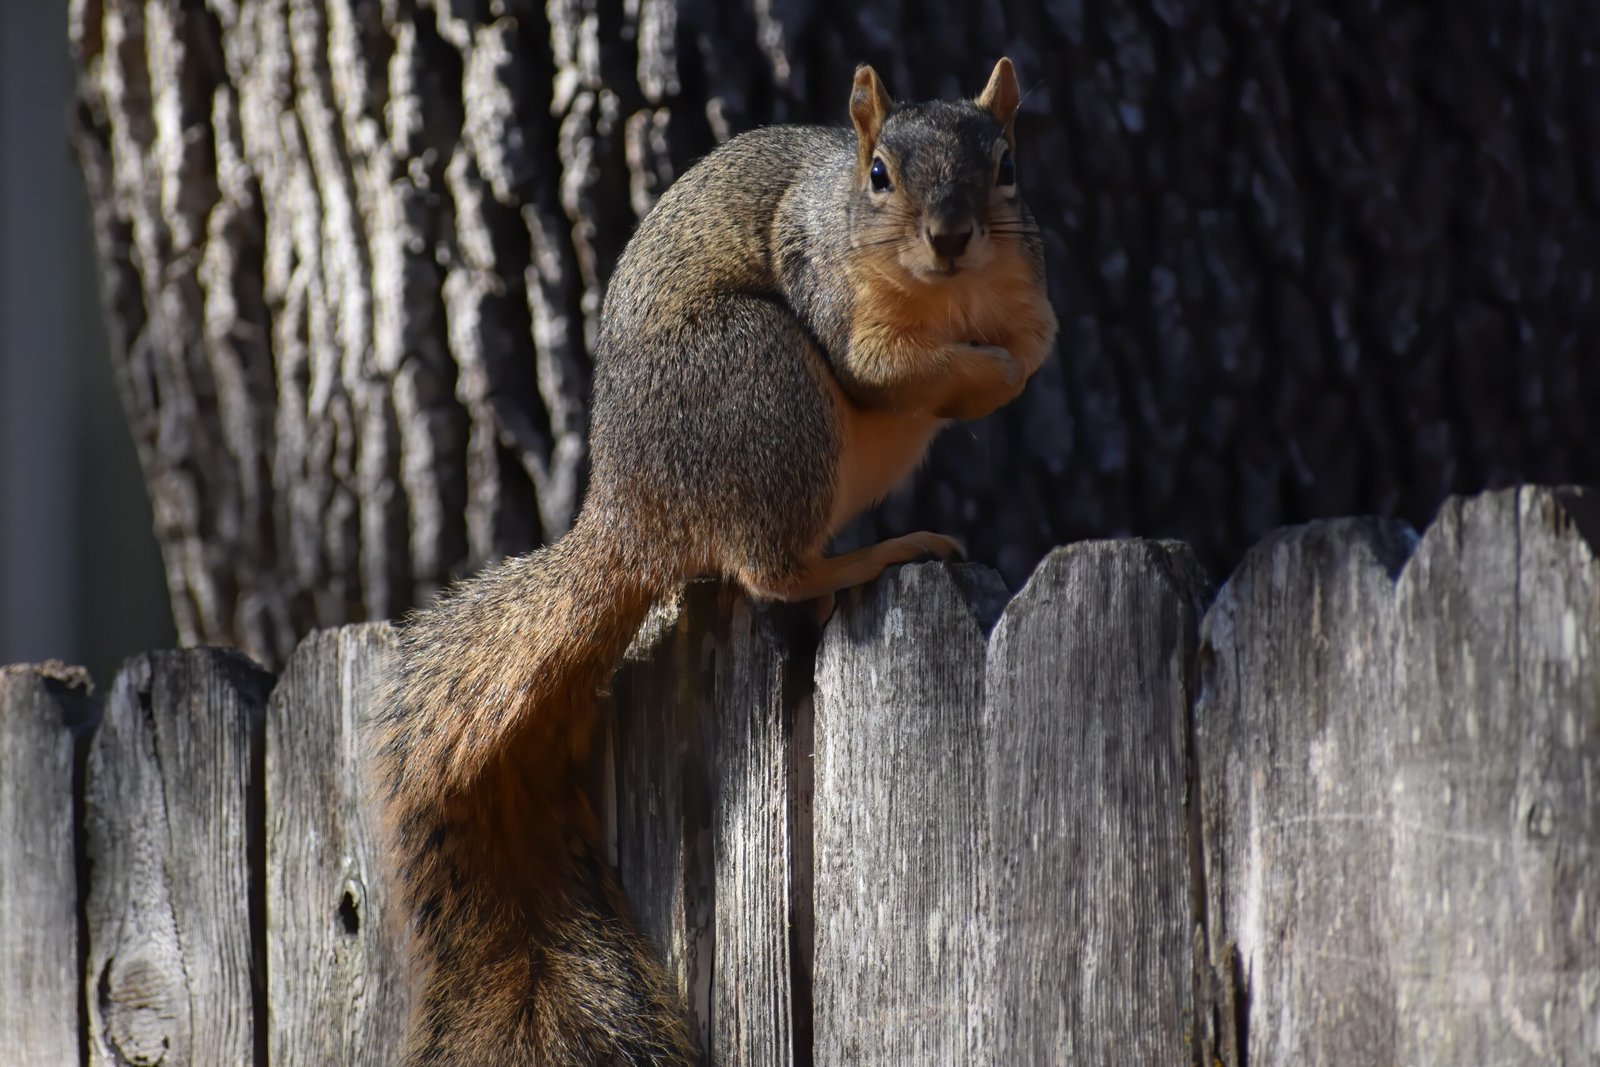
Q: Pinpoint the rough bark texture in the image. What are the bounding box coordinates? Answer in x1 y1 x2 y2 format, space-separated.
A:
68 0 1600 665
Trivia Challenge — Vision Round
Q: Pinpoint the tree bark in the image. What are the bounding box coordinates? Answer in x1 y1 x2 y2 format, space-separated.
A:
69 0 1600 665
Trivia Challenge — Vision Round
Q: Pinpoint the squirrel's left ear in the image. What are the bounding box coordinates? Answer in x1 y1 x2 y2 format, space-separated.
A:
977 57 1021 147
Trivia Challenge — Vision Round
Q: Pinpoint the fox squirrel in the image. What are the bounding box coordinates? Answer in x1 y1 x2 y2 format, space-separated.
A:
373 58 1058 1065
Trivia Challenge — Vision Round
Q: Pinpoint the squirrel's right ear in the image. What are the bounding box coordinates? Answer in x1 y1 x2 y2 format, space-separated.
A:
850 65 893 165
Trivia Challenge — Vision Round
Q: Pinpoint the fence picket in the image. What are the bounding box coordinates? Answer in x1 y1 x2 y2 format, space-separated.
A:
85 650 270 1066
0 663 91 1062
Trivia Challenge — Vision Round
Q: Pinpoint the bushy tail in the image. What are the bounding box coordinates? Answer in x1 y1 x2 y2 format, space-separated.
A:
372 517 694 1066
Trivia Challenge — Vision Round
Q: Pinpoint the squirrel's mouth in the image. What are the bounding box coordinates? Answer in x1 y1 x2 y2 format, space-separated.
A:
901 242 985 281
911 259 961 280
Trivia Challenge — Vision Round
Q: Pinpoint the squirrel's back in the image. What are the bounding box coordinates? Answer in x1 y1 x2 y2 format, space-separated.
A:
599 124 854 334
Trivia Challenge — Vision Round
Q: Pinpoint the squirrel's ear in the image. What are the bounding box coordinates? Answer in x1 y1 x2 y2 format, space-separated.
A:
850 65 892 163
977 57 1021 146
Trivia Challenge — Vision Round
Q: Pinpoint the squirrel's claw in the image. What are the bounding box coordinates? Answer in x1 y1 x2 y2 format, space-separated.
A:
901 531 966 563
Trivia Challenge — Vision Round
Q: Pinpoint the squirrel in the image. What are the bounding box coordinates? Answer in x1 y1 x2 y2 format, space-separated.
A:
372 58 1058 1065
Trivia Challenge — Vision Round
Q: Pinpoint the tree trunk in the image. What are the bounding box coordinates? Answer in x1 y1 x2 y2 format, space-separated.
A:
69 0 1600 665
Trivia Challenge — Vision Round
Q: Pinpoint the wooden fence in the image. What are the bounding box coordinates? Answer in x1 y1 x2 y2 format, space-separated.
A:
2 485 1596 1065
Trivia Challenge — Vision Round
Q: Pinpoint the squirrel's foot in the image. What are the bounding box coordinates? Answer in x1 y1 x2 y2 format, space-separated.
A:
898 531 966 562
739 532 965 604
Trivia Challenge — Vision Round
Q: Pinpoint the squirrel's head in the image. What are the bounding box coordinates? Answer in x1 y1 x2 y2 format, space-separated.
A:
848 59 1032 281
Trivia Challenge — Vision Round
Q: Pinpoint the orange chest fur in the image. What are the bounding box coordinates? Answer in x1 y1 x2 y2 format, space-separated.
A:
824 392 944 538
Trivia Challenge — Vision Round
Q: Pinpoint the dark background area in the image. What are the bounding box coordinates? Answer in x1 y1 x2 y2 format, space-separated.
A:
6 0 1598 672
0 0 174 680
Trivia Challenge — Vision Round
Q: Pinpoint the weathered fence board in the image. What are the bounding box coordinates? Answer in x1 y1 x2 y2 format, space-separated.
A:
1390 488 1600 1064
611 582 721 1052
267 624 409 1065
85 651 271 1066
985 542 1206 1064
710 598 809 1067
3 486 1597 1064
1196 517 1412 1064
1507 489 1600 1063
0 663 92 1063
813 564 1007 1065
611 582 811 1066
1197 486 1600 1065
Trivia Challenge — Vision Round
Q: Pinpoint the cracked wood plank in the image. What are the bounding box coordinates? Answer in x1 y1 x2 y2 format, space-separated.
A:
267 624 410 1065
84 650 271 1067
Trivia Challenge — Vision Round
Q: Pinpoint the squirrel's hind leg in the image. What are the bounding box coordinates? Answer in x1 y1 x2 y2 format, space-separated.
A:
737 532 964 604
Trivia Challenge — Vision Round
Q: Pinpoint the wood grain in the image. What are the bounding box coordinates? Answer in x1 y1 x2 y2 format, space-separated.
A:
812 562 1007 1066
84 650 271 1067
267 624 409 1066
0 662 93 1063
710 597 811 1067
1388 487 1600 1064
985 542 1207 1063
1195 515 1414 1064
610 581 721 1054
2 487 1596 1062
1197 486 1600 1063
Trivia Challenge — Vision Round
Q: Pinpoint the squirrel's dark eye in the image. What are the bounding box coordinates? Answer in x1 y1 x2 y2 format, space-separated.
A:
870 157 892 193
997 150 1016 187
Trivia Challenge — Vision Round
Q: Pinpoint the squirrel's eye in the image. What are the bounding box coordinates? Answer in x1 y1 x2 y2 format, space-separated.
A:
870 157 892 193
997 150 1016 187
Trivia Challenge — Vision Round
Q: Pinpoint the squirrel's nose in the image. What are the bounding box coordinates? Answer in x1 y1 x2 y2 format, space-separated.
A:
929 227 972 260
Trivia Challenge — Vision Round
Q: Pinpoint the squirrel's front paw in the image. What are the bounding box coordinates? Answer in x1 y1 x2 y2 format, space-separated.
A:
936 344 1025 420
970 342 1026 391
